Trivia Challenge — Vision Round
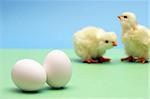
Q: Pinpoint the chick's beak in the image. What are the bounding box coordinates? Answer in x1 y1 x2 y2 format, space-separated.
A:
112 42 117 46
117 16 121 20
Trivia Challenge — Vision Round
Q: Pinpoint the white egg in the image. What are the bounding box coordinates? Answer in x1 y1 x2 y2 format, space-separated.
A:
11 59 46 91
44 50 72 88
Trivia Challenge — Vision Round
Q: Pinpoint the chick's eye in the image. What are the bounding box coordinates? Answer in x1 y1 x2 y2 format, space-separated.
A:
124 16 128 18
105 40 109 43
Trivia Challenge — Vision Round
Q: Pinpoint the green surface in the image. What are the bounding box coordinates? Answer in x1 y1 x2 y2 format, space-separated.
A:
0 49 149 99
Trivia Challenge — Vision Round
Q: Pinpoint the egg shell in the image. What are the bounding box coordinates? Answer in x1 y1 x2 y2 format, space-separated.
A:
44 50 72 88
11 59 46 91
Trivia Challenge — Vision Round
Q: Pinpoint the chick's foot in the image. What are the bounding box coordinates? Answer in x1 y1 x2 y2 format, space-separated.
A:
136 57 148 64
121 56 136 62
98 57 111 63
83 59 98 63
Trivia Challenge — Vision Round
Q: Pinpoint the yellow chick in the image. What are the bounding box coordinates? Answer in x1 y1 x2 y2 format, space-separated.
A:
118 12 150 63
73 26 117 63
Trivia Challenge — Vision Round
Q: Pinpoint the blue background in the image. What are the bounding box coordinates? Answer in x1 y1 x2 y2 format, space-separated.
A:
1 0 149 49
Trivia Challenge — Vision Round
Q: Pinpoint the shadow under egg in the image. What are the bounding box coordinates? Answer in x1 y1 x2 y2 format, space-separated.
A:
8 88 42 94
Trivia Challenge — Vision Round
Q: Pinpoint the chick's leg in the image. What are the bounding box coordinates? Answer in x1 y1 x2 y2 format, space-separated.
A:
83 59 98 63
121 56 136 62
136 57 148 64
98 57 111 63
